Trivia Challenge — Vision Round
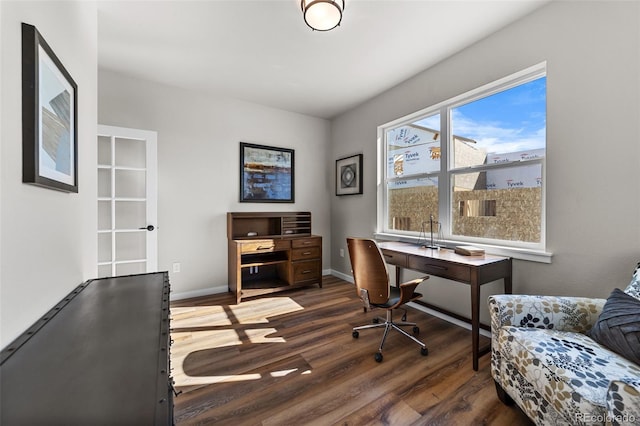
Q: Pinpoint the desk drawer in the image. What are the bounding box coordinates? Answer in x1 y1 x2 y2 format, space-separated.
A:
239 239 290 254
292 237 321 248
274 239 291 250
292 260 321 282
240 240 275 254
381 249 408 268
408 256 470 282
291 246 321 261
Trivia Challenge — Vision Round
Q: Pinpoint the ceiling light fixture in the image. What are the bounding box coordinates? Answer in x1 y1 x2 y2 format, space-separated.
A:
301 0 345 31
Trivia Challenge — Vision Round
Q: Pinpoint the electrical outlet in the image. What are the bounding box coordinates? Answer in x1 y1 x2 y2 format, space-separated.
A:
172 262 181 273
339 249 344 258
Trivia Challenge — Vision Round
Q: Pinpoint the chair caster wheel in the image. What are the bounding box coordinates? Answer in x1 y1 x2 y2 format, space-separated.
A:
421 347 429 356
352 331 359 338
413 326 420 335
375 352 383 362
372 318 380 324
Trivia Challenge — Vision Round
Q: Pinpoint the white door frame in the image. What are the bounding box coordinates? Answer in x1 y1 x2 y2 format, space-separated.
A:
97 124 158 274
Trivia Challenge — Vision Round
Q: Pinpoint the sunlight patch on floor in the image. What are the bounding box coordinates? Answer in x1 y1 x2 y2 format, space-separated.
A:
171 330 241 358
269 368 298 378
229 297 304 324
171 296 306 387
174 372 263 386
171 305 232 328
245 328 286 344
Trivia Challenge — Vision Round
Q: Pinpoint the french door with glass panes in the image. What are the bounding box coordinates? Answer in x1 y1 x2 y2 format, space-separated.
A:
97 125 157 277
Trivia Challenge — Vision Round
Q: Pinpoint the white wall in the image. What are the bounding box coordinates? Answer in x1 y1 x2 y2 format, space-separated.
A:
330 1 640 322
0 1 98 348
2 0 637 348
98 70 331 298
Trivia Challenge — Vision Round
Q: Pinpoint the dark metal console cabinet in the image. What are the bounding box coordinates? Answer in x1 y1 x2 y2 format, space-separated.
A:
0 272 173 425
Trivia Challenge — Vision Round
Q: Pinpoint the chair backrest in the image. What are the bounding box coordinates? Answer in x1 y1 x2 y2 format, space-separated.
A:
346 238 390 304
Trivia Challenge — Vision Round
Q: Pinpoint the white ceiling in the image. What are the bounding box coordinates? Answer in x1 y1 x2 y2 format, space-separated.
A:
97 0 550 119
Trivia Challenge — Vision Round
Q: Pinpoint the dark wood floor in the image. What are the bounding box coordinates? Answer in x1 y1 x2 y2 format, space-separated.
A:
170 276 531 425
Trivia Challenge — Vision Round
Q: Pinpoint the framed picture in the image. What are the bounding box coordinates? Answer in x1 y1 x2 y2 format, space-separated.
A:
22 23 78 193
240 142 294 202
336 154 363 196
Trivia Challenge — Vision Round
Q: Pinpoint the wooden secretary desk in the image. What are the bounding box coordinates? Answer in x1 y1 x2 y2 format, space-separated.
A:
227 212 322 303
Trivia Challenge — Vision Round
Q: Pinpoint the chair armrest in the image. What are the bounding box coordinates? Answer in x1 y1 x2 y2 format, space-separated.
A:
394 276 429 307
607 380 640 424
488 294 606 334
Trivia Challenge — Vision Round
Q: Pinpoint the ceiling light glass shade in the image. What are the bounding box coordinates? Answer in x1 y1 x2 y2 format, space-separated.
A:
301 0 344 31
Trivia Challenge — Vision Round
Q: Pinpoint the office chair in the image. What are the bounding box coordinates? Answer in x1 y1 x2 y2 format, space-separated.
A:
347 237 429 362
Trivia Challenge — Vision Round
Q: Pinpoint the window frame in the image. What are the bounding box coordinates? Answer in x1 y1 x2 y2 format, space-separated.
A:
376 63 551 262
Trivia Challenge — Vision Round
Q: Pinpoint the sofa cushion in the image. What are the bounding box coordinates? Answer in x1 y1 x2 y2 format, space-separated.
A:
588 288 640 365
498 326 640 422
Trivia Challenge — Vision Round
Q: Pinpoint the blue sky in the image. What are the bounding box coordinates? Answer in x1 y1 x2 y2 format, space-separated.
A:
415 77 546 154
453 77 546 154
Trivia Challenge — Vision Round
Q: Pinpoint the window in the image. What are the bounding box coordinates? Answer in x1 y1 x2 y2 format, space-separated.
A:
379 64 547 252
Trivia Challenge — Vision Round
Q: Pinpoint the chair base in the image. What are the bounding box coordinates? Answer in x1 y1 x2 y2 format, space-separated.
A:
352 308 428 360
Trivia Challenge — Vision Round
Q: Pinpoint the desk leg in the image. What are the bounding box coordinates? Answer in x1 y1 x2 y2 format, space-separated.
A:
395 266 402 287
505 258 513 294
470 272 480 371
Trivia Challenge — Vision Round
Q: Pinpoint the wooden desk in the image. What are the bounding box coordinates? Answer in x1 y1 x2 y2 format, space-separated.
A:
377 241 512 371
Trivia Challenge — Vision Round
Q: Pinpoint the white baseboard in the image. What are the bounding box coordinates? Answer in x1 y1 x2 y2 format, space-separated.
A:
330 269 353 283
407 302 492 338
171 270 335 301
170 285 227 301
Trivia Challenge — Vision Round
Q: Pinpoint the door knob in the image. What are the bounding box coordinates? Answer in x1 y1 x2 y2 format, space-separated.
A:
139 225 155 231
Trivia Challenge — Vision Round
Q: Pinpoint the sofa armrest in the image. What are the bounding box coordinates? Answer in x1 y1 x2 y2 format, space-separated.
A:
607 380 640 425
488 294 606 335
488 294 607 390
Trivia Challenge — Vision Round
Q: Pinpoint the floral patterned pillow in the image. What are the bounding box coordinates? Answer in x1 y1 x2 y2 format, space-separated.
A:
624 262 640 300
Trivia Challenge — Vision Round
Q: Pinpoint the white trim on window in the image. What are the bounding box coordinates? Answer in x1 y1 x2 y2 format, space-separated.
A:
377 62 551 262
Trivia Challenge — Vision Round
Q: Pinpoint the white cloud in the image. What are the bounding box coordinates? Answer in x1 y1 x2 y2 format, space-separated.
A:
451 110 545 154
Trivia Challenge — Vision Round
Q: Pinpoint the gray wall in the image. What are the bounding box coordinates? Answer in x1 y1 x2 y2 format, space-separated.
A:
330 0 640 322
98 70 332 298
0 1 98 347
2 0 638 348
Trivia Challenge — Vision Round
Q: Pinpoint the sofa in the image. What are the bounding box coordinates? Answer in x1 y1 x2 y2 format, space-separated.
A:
488 264 640 425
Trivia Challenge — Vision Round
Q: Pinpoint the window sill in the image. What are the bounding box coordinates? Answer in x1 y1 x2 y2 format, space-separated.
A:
374 232 553 264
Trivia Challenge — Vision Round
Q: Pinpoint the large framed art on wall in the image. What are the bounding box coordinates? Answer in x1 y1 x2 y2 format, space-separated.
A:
22 23 78 193
240 142 294 203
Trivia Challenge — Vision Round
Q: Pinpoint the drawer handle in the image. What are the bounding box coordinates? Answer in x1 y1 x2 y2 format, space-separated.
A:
426 264 447 271
302 241 311 245
302 251 312 255
301 270 312 274
256 246 271 250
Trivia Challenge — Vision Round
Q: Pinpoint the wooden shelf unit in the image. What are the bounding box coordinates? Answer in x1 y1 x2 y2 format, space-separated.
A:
228 212 322 303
